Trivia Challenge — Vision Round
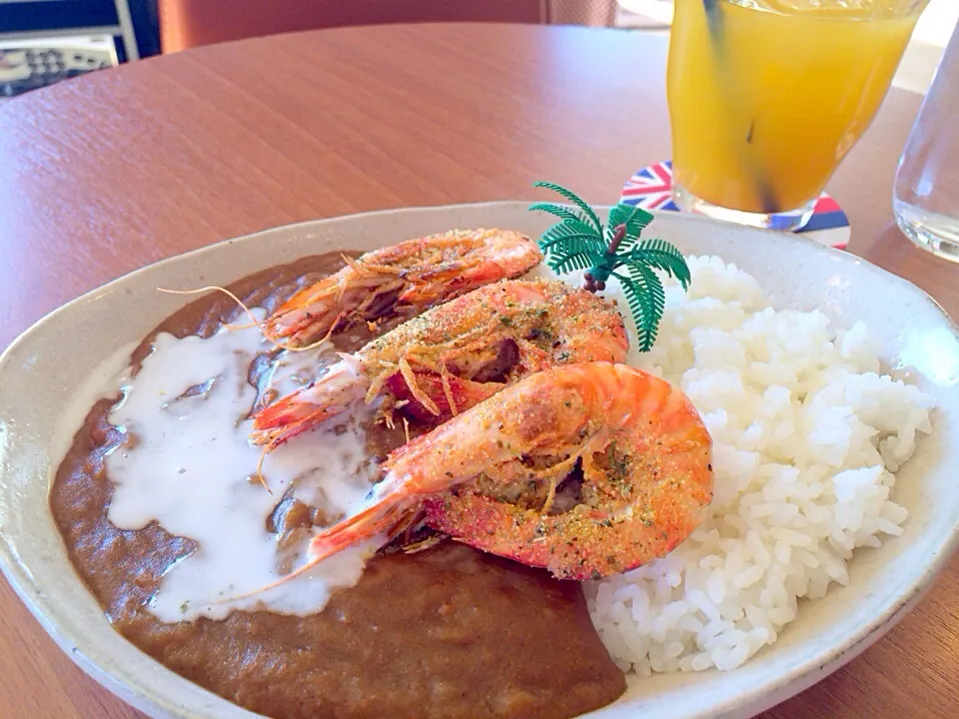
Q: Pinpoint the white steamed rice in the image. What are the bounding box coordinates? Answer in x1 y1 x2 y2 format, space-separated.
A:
539 255 934 675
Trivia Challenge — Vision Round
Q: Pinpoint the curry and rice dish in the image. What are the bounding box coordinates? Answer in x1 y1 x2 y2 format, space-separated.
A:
51 224 933 718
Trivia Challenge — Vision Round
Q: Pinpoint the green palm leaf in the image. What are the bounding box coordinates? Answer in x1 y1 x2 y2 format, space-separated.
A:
541 236 605 259
624 238 692 289
529 180 690 354
616 264 666 352
539 223 607 256
532 181 603 234
547 249 596 275
529 203 602 238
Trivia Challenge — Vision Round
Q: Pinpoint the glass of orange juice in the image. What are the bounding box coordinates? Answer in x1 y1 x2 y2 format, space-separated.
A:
667 0 929 231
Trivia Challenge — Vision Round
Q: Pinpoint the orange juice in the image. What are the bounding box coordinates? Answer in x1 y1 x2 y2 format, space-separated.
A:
667 0 926 217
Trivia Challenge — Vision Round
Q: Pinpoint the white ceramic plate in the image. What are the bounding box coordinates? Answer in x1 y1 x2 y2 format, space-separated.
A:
2 202 958 719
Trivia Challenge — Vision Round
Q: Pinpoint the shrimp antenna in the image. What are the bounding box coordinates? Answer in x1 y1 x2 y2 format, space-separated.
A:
253 445 272 493
155 286 332 353
210 554 322 604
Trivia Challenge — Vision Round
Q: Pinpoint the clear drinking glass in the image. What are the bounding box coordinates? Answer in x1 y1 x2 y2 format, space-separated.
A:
667 0 930 232
893 23 959 261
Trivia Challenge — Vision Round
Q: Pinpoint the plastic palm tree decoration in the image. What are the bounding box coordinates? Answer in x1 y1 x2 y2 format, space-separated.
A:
529 181 691 352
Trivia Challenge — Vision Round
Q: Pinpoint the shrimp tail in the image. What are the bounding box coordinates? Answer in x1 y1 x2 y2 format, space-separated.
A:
250 400 343 450
251 355 367 448
216 474 416 602
307 477 414 558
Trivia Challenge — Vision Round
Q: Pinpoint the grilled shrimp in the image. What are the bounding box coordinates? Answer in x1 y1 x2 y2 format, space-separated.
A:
251 280 629 450
265 229 541 347
287 363 713 583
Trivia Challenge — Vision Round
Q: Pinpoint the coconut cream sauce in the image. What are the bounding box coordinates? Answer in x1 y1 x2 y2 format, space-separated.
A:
104 312 383 623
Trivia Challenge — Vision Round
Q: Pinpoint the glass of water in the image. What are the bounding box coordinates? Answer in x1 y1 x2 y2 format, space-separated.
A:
893 22 959 260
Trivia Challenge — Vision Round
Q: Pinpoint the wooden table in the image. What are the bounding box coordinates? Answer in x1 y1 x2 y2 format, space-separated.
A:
1 23 957 719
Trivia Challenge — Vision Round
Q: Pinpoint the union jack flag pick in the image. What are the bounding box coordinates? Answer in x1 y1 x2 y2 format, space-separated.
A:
620 161 850 250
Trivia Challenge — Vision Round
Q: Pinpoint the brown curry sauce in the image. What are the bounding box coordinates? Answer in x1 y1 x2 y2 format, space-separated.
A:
49 253 627 719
